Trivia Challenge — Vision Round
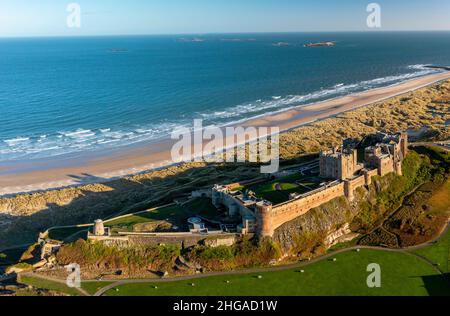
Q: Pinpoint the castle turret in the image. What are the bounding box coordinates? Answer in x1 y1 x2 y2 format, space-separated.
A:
255 201 273 237
363 169 372 186
399 132 408 158
395 160 403 176
93 219 105 236
212 185 226 208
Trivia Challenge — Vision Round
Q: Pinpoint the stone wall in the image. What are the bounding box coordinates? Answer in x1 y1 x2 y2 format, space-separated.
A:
259 167 382 237
259 183 346 236
89 233 238 249
378 156 395 176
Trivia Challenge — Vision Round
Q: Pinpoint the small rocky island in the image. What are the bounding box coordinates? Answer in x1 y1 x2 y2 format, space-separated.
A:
304 41 336 47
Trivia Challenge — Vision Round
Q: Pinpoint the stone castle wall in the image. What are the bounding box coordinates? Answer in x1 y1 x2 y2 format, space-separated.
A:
258 182 345 236
378 156 395 177
258 167 384 237
89 233 237 249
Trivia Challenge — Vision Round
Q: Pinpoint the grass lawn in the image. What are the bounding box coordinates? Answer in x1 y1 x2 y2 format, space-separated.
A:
105 204 183 231
105 249 450 296
414 229 450 273
82 281 115 295
250 175 321 205
20 275 83 296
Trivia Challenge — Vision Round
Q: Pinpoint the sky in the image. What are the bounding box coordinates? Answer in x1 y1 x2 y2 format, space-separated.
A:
0 0 449 37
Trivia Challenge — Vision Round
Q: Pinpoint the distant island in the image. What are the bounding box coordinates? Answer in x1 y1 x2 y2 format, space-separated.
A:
177 38 206 43
304 41 336 47
272 42 290 47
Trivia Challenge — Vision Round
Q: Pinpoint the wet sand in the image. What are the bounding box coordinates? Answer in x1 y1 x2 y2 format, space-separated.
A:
1 71 450 196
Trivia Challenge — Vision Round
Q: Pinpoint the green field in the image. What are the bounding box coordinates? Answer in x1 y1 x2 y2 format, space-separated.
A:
19 275 83 296
415 230 450 273
82 281 115 295
105 248 450 296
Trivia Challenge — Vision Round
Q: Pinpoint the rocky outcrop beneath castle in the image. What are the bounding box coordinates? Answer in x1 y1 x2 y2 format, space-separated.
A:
273 172 398 254
273 195 357 254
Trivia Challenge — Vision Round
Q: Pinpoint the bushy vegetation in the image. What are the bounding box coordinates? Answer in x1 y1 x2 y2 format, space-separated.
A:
291 230 328 259
56 240 180 277
185 237 281 271
353 150 437 233
357 147 450 246
54 236 282 278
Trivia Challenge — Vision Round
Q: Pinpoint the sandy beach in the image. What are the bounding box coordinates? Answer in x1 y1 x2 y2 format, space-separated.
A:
1 71 450 196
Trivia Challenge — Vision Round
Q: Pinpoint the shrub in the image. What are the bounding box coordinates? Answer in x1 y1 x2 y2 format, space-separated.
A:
56 239 180 275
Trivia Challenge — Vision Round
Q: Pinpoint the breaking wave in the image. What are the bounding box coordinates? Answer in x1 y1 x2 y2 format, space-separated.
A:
198 64 440 122
0 64 443 161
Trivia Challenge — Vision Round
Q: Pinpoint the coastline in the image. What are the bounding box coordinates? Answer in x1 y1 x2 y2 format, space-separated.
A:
1 71 450 197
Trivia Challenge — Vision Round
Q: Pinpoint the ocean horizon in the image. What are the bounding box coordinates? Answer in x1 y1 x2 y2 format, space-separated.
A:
1 31 450 162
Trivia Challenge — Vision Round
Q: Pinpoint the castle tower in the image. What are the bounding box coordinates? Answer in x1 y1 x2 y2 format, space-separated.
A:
344 180 355 202
400 132 408 158
395 161 403 176
212 185 226 208
93 219 105 236
363 169 372 186
255 201 273 237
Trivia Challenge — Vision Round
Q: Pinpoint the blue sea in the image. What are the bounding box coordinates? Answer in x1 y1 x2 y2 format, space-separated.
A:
1 32 450 162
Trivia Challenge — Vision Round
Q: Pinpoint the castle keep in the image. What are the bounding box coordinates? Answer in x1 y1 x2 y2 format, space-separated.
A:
212 132 408 237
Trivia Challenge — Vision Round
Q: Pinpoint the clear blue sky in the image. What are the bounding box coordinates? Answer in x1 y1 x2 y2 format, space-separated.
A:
0 0 449 37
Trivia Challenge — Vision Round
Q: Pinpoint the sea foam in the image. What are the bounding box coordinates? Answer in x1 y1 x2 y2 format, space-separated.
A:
0 64 443 161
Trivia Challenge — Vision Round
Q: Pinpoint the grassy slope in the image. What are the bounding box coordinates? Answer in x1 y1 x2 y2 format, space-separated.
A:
414 228 450 273
20 275 82 296
82 281 115 295
106 249 449 296
48 226 89 241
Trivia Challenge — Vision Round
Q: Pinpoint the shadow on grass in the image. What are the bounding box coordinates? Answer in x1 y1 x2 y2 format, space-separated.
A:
421 273 450 296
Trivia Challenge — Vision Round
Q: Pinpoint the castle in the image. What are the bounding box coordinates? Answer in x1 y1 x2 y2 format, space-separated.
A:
212 132 408 237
